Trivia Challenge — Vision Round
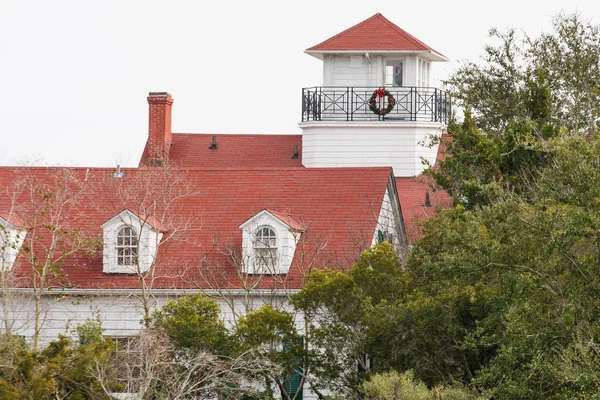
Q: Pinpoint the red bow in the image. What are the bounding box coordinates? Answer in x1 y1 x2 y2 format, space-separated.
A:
376 88 386 97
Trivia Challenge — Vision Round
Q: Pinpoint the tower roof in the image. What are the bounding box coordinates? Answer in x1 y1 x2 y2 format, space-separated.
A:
306 13 447 61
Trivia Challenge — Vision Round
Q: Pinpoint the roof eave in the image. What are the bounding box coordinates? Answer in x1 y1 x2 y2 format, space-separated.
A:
305 49 448 62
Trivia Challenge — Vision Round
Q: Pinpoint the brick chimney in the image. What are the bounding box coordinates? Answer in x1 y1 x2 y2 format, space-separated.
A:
147 92 173 165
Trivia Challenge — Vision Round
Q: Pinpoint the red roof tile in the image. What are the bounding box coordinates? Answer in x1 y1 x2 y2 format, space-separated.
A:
307 13 445 57
0 212 24 228
139 134 303 168
395 138 453 243
395 175 452 244
0 166 392 290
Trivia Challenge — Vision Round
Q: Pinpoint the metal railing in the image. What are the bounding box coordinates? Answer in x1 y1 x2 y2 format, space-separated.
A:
302 86 451 123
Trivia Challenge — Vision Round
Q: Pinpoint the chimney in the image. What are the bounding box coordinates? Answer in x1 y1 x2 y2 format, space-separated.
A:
147 92 173 165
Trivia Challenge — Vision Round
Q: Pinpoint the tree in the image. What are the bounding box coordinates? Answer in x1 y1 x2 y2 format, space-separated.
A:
2 169 99 349
446 13 600 136
98 162 198 327
0 329 115 399
152 293 232 356
431 13 600 209
407 133 600 398
292 243 415 397
235 304 305 400
107 293 281 400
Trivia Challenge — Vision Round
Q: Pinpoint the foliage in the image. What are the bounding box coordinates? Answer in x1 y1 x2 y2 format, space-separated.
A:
411 133 600 397
0 333 115 399
293 243 415 396
427 111 554 209
76 317 104 345
362 370 482 400
152 293 232 355
235 305 304 400
446 13 600 135
435 13 600 209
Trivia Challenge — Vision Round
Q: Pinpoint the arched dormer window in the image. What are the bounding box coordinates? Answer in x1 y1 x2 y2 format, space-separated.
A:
102 210 165 274
240 210 305 275
117 226 138 267
254 226 277 269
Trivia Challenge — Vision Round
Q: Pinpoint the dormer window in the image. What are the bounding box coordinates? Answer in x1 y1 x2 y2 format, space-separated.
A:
101 209 165 274
254 226 277 269
239 210 305 275
117 226 138 267
0 214 25 272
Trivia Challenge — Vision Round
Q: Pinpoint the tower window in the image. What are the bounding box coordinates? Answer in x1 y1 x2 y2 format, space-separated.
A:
385 60 403 87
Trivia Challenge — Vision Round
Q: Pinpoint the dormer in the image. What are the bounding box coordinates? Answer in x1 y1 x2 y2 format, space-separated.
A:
101 209 166 274
0 214 25 272
300 13 451 178
239 210 305 275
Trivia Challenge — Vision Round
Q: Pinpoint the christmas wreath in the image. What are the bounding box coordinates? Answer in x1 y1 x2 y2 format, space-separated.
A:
368 88 396 115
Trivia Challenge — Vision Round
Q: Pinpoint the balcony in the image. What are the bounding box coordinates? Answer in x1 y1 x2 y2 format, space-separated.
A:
301 86 451 123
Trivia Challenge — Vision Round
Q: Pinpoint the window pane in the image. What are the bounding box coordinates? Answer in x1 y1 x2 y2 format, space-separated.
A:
386 61 403 87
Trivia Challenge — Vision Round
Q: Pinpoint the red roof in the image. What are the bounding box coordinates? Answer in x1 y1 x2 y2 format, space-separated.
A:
395 136 453 243
0 166 392 290
395 175 452 244
307 13 445 57
0 212 23 228
138 130 453 245
140 134 303 168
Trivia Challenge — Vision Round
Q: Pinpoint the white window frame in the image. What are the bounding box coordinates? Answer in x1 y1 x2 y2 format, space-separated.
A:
385 59 404 87
116 226 138 267
254 225 278 271
0 217 25 272
101 209 163 275
239 210 303 275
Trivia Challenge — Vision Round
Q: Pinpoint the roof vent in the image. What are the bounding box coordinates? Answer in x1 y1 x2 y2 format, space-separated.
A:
113 165 124 178
292 144 299 159
209 135 218 150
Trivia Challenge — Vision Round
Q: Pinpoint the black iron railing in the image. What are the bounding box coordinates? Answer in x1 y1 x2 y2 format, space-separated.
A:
302 86 451 123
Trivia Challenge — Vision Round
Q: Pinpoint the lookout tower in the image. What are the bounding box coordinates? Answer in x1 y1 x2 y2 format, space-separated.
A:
299 13 451 177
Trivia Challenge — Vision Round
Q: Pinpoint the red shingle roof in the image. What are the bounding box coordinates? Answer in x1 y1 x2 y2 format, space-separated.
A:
0 166 392 290
306 13 445 58
395 175 452 244
0 212 24 228
140 134 303 168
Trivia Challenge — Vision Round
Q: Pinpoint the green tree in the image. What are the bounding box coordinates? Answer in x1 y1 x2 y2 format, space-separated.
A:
0 332 115 399
446 13 600 136
235 305 304 400
152 293 232 356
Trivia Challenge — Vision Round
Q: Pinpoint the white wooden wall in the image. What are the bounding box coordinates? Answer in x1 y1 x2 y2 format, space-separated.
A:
322 54 430 88
301 121 443 177
1 291 321 399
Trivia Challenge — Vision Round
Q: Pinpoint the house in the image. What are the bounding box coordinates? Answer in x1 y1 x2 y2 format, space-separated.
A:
0 13 452 399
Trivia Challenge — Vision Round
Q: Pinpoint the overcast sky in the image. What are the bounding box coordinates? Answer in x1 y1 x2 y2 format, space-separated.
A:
1 1 599 167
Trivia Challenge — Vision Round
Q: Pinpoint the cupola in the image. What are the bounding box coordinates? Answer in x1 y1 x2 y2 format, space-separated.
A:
300 13 451 177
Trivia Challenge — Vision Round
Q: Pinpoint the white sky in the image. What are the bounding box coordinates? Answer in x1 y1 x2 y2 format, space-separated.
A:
1 1 599 167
